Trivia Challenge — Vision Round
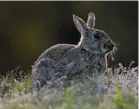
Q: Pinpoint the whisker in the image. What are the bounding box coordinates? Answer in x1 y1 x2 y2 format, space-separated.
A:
115 41 120 45
113 42 119 54
115 43 120 46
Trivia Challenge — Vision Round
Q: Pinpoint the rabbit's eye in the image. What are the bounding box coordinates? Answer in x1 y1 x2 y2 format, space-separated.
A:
94 33 100 40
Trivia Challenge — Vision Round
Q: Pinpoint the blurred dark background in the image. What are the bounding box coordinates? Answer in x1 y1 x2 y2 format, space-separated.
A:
0 1 138 75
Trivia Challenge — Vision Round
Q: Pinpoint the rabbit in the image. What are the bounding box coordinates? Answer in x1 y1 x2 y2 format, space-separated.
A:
32 12 115 90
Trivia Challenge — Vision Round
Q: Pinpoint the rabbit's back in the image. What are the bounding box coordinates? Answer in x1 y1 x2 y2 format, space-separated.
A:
34 44 75 65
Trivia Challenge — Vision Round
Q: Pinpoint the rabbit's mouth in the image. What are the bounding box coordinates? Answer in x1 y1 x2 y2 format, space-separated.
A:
103 41 114 52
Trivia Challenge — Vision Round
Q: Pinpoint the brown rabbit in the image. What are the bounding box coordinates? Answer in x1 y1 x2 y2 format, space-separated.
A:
32 12 115 90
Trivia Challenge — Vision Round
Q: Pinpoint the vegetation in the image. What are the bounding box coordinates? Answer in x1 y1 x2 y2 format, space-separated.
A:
0 62 138 109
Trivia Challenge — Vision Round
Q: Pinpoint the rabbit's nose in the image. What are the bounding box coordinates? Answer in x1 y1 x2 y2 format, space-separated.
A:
104 41 114 50
107 43 114 49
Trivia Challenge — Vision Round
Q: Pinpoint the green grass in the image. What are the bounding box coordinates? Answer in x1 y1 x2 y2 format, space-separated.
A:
0 63 138 109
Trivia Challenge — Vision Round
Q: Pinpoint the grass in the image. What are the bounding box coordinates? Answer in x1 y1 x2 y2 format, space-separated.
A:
0 62 138 109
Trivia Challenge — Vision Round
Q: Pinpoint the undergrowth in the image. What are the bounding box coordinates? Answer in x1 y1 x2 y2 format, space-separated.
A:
0 62 138 109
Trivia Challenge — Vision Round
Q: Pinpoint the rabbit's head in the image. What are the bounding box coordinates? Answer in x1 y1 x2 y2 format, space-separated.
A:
73 12 115 55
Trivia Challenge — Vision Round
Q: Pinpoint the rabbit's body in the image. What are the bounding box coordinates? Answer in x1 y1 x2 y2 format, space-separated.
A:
32 44 106 88
32 12 115 89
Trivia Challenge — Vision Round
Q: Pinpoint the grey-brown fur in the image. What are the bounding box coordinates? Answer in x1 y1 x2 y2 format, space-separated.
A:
32 12 115 90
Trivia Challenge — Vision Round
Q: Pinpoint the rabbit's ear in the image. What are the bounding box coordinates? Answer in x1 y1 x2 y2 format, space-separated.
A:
73 14 88 33
87 12 95 28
